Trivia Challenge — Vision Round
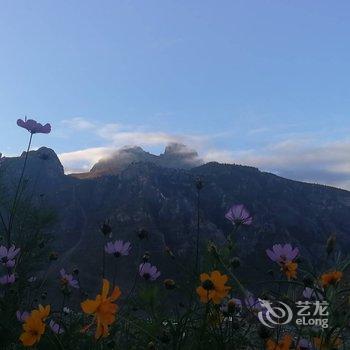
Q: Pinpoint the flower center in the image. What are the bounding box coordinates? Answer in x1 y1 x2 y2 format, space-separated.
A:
202 279 215 291
143 273 151 280
114 252 121 258
61 277 68 285
1 257 8 264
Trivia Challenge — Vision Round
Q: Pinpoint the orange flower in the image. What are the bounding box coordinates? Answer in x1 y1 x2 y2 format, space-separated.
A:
281 261 297 280
313 336 342 349
320 271 343 288
266 334 292 350
196 270 231 304
81 279 121 339
20 305 50 347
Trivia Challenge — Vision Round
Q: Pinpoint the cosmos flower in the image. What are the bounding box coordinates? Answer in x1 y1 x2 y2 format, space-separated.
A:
196 270 231 304
302 287 323 301
244 294 264 312
16 311 29 322
139 263 161 281
297 339 313 350
0 245 20 268
19 305 50 347
105 240 131 257
225 204 253 226
17 118 51 134
320 271 343 288
0 273 15 285
81 279 121 339
266 244 299 263
265 334 292 350
49 320 64 334
60 269 79 289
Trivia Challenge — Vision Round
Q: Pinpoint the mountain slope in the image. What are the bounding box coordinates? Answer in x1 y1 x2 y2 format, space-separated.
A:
1 147 350 292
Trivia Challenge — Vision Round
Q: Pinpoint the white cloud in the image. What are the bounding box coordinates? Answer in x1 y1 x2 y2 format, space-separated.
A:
57 117 350 190
59 147 114 173
61 117 95 130
203 138 350 189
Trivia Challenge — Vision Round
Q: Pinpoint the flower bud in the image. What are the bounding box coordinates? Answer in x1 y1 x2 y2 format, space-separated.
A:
142 251 150 262
165 246 175 259
100 222 112 236
163 279 176 290
138 228 149 240
208 242 219 259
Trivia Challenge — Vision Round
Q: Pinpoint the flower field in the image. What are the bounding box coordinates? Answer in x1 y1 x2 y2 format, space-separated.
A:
0 119 349 349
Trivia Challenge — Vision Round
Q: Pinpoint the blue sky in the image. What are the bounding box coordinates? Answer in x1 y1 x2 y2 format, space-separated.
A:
1 1 350 188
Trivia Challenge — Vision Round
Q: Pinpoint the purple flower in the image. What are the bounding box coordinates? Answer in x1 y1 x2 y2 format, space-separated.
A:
244 294 264 312
49 320 64 334
225 204 252 226
105 240 131 257
0 245 20 268
60 269 79 289
16 310 29 322
303 287 324 301
139 262 161 281
0 274 15 285
298 339 313 350
17 117 51 134
266 244 299 263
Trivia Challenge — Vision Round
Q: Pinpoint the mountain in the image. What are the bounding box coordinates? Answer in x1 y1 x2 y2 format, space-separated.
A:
1 146 350 294
72 143 203 179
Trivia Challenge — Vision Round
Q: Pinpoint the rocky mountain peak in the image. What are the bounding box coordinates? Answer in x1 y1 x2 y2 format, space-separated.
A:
74 143 204 179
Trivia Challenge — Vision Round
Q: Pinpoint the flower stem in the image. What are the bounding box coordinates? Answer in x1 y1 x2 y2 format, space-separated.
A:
7 132 33 245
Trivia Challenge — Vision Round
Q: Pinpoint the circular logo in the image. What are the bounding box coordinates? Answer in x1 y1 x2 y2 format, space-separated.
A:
257 299 293 328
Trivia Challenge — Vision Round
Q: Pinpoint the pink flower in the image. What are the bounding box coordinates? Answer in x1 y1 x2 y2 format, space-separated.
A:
0 245 20 267
266 244 299 263
17 117 51 134
49 320 64 334
60 269 79 289
16 310 29 322
0 274 15 285
105 240 131 257
139 262 161 281
225 204 253 226
303 287 323 301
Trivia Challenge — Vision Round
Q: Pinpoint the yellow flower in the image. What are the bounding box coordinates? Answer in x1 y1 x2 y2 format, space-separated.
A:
313 336 342 349
266 334 292 350
196 270 231 304
320 271 343 288
281 261 297 280
20 305 50 347
81 279 121 339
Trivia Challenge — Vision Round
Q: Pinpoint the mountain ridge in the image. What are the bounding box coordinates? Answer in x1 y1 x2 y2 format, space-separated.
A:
1 146 350 293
